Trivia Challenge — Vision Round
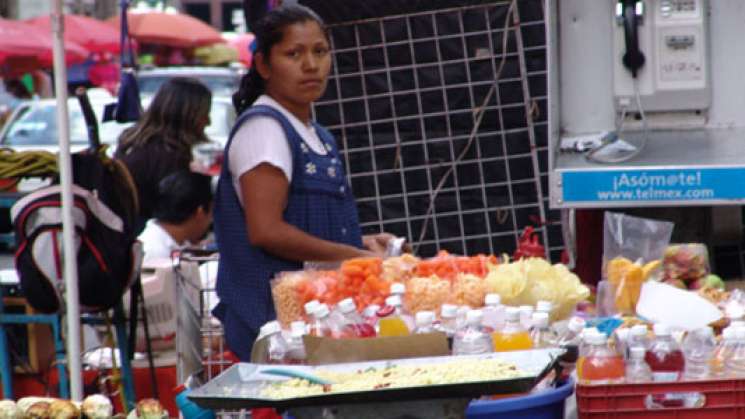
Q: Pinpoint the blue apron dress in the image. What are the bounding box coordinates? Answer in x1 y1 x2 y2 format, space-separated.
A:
213 105 363 361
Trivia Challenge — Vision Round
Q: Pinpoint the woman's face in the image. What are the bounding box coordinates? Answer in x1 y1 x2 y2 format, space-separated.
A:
261 20 331 110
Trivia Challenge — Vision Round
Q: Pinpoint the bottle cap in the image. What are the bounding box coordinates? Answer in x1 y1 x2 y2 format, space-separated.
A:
390 283 406 295
304 300 320 316
315 304 330 318
290 321 307 337
385 295 402 308
363 304 381 318
629 346 645 359
519 305 534 315
630 324 648 337
505 306 520 321
536 300 553 313
415 311 435 327
485 293 501 306
653 323 670 337
337 298 356 314
531 311 549 328
466 309 484 325
260 320 281 336
567 317 586 333
441 304 458 318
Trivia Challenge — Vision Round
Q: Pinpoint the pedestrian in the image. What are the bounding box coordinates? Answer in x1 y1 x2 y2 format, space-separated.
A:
115 77 212 234
213 4 395 360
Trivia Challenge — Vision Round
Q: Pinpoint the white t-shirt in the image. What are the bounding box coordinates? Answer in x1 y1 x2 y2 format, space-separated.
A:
138 219 181 266
228 95 327 205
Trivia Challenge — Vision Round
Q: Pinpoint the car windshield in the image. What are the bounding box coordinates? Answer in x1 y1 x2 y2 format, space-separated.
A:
138 74 239 97
1 101 132 147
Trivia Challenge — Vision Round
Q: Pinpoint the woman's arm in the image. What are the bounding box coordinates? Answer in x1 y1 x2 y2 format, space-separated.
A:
241 163 373 262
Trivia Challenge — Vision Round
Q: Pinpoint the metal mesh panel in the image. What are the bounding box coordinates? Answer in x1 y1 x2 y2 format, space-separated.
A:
313 0 563 260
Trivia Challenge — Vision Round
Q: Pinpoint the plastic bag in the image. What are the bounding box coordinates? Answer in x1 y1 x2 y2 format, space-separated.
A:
601 212 674 315
662 243 710 286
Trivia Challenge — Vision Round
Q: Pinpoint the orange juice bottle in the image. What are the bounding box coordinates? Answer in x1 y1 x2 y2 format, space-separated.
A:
580 333 625 383
377 295 410 337
492 307 533 351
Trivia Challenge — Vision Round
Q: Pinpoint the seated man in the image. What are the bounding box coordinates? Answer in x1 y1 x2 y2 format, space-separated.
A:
138 170 213 264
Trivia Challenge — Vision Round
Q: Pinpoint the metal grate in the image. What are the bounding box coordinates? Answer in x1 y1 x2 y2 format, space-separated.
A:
312 0 564 260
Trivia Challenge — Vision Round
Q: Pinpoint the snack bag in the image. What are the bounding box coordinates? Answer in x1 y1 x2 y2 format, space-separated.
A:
601 212 673 315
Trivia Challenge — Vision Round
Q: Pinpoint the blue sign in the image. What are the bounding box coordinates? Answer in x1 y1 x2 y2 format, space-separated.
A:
562 168 745 203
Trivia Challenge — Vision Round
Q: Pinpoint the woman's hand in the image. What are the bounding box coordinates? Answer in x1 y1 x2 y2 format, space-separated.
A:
362 233 397 256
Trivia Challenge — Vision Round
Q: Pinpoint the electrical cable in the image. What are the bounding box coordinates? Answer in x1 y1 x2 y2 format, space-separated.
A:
413 0 516 254
585 77 648 164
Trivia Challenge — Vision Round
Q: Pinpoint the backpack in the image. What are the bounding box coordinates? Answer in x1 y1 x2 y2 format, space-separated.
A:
11 151 142 313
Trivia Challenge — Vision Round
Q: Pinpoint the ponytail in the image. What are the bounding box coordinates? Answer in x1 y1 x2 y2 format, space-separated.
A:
233 68 264 114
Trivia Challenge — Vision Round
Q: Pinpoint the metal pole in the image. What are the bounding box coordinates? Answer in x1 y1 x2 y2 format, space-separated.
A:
51 0 83 401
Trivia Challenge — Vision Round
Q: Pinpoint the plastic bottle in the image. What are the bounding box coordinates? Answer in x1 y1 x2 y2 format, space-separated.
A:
482 293 505 332
627 325 650 355
681 326 716 380
377 295 410 337
580 332 625 384
174 385 216 419
645 323 685 382
390 282 406 296
438 304 458 338
518 305 534 330
414 311 436 334
308 304 335 338
529 312 557 348
492 307 533 352
535 300 553 317
362 304 381 327
304 300 320 321
334 298 375 338
726 328 745 377
260 321 289 364
452 310 493 355
455 305 471 330
286 321 307 364
625 346 652 383
711 327 737 377
577 327 602 379
555 317 586 378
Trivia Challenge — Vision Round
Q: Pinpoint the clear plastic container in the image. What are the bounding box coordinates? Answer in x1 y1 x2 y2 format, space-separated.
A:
492 307 533 352
625 346 651 383
682 326 716 380
308 304 335 338
535 300 553 316
577 327 602 379
482 293 505 332
580 333 625 384
529 312 557 348
414 311 436 334
304 300 320 322
519 305 534 330
711 327 737 377
286 321 307 364
456 305 471 330
726 327 745 377
260 321 289 364
377 295 410 337
627 324 650 355
556 317 586 379
645 323 685 382
613 328 630 359
452 310 493 355
438 304 458 338
362 304 381 327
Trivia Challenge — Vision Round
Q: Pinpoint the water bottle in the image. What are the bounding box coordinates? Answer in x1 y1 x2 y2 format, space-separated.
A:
529 312 557 348
555 317 585 379
452 310 493 355
390 282 406 296
286 321 307 364
519 305 534 330
627 324 650 354
414 311 436 334
645 323 685 382
362 304 381 327
438 304 458 339
174 385 215 419
260 321 289 364
335 298 375 337
482 293 505 332
625 346 652 383
535 300 553 318
726 327 745 377
308 304 335 338
711 327 737 377
304 300 320 321
455 305 471 330
682 326 716 380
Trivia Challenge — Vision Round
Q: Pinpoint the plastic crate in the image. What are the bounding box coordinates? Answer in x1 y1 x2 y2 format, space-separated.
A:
466 379 574 419
577 379 745 419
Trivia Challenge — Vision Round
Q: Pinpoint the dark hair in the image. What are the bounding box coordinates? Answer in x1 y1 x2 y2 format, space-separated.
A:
233 4 328 114
153 171 213 224
117 77 211 156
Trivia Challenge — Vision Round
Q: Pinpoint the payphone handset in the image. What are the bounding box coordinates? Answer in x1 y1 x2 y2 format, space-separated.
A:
613 0 710 113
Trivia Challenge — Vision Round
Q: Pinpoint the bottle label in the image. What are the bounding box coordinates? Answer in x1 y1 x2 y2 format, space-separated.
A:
651 371 680 382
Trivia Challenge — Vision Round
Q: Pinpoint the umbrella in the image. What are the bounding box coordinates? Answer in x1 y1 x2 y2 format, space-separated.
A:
225 32 254 68
109 11 223 48
25 14 126 55
0 17 88 77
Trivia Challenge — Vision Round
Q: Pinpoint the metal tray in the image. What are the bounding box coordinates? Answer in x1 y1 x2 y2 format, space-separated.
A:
188 348 563 410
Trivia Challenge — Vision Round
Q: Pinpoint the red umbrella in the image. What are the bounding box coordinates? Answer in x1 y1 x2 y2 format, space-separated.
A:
226 33 255 68
25 14 125 55
0 17 88 77
109 11 223 48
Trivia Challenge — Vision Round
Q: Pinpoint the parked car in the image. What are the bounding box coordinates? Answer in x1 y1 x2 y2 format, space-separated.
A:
136 66 243 98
